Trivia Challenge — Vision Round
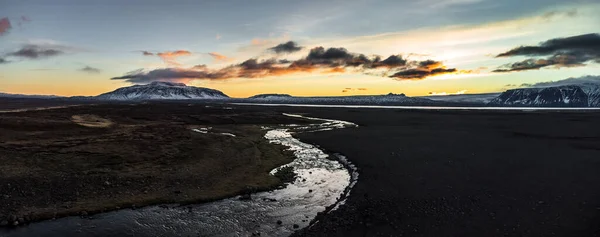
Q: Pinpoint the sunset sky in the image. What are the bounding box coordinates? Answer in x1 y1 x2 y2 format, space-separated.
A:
1 0 599 97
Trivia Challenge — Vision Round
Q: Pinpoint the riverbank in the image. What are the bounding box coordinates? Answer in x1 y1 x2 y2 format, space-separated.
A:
0 102 310 226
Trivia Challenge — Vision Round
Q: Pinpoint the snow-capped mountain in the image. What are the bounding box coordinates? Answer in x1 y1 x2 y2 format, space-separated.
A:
488 76 600 107
578 84 600 107
243 93 439 105
96 82 229 100
488 85 589 107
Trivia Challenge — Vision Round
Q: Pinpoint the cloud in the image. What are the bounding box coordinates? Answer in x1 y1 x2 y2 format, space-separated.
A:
521 75 600 88
389 59 461 80
141 51 154 56
0 57 9 64
494 33 600 72
112 46 472 83
156 50 192 66
208 52 231 62
7 44 64 59
428 90 468 95
541 9 577 20
216 34 222 40
0 17 11 36
269 41 303 54
79 66 101 74
391 68 457 80
111 68 237 83
496 33 600 57
251 38 271 46
342 87 369 93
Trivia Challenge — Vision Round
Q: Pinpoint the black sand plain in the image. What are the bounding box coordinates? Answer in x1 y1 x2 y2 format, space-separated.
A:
247 106 600 237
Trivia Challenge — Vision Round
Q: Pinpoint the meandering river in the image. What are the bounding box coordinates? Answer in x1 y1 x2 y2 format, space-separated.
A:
1 114 358 237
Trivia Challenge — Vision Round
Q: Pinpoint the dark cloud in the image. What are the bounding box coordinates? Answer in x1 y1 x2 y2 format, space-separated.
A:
111 68 236 83
79 66 101 74
496 33 600 57
0 17 12 36
307 47 353 61
494 33 600 73
376 55 407 68
269 41 303 54
112 46 470 83
390 68 457 80
142 51 154 56
0 58 9 64
8 44 64 59
493 52 591 72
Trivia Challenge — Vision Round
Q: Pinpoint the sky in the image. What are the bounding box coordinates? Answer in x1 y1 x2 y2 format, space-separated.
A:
0 0 599 97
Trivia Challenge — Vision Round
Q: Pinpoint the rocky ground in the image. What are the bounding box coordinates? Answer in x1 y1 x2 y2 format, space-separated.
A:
0 102 309 227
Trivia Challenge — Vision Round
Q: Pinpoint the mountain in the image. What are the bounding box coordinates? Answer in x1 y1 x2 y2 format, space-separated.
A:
488 85 589 107
488 76 600 107
243 92 439 106
577 83 600 107
0 92 61 99
96 82 229 100
420 93 501 104
249 94 293 99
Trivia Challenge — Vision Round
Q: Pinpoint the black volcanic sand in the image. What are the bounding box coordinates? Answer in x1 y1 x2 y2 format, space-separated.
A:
233 106 600 237
0 102 310 226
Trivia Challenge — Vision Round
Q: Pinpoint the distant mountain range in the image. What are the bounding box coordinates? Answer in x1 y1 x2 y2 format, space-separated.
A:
0 92 60 99
2 76 600 107
419 93 501 104
246 93 440 106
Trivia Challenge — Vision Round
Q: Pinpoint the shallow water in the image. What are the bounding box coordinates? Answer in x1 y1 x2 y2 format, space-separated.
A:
1 114 358 237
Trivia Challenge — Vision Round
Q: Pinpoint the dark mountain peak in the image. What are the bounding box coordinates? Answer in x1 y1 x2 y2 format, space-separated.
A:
489 85 589 107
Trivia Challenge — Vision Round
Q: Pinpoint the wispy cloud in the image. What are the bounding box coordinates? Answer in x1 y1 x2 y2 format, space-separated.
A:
156 50 192 66
79 66 101 74
208 52 231 63
7 44 64 59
